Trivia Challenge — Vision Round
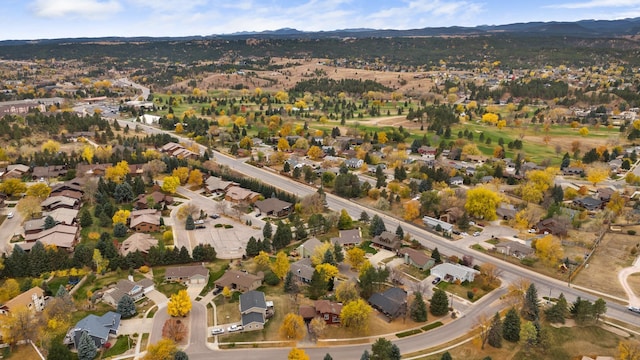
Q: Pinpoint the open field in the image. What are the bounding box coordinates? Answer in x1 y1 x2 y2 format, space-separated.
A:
573 232 637 300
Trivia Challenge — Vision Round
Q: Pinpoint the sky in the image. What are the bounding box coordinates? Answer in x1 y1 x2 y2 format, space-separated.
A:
2 0 640 40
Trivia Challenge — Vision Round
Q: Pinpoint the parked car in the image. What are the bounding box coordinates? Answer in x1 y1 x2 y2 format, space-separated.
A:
528 229 537 233
461 232 468 236
209 214 220 219
432 277 441 285
7 212 13 219
227 324 243 332
628 306 640 314
211 327 224 335
473 231 480 237
212 287 222 295
195 224 206 229
477 223 484 227
255 213 261 217
195 219 205 225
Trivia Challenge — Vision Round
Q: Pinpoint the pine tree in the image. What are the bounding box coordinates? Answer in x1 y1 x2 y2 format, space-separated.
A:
441 352 452 360
544 292 568 324
521 283 539 321
262 238 272 253
430 289 449 316
77 331 97 360
47 341 74 360
503 308 521 342
323 354 333 360
263 221 273 239
323 248 335 265
410 292 428 322
117 294 137 318
79 209 93 227
370 215 386 237
395 225 404 239
360 350 370 360
185 214 195 230
174 351 189 360
431 247 441 263
488 312 502 348
44 215 56 230
113 222 128 237
333 242 344 263
246 236 260 257
284 271 297 293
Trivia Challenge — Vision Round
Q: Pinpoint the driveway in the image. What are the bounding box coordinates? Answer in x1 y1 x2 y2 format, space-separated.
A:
119 317 154 335
618 255 640 307
146 289 169 306
367 248 396 267
0 207 23 255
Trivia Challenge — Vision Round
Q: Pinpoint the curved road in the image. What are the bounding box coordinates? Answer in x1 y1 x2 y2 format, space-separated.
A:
116 118 640 359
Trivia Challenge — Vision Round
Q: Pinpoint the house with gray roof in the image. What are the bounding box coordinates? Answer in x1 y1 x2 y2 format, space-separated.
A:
494 241 534 259
67 311 121 348
422 216 453 234
368 287 407 320
255 198 293 218
430 263 479 283
290 258 314 283
330 228 362 247
165 264 209 284
398 248 435 271
371 231 402 251
297 237 323 258
239 290 267 331
102 277 155 307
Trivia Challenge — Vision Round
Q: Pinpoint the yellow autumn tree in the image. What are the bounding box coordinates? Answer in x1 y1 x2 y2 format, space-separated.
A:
482 113 499 124
340 298 372 333
143 338 178 360
41 140 61 154
403 200 420 221
277 137 290 152
346 247 366 271
579 127 589 136
82 145 94 164
378 132 388 144
254 251 271 271
105 160 130 184
534 235 564 265
288 348 310 360
315 263 339 282
95 145 113 162
307 146 324 160
587 165 609 186
465 186 501 220
618 340 640 360
310 242 334 266
172 167 190 185
271 251 290 279
26 183 51 200
279 313 307 340
187 169 203 186
167 289 192 317
112 209 131 224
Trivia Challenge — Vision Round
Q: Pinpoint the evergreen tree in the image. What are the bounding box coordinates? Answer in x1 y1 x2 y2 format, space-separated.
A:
323 248 336 265
283 161 291 173
430 289 449 316
284 271 297 293
113 222 128 238
262 238 272 253
338 209 354 230
359 211 370 223
185 214 195 230
371 338 401 360
488 312 503 348
395 225 404 239
370 215 386 237
544 292 568 324
410 292 428 322
77 331 97 360
47 341 74 360
29 241 48 276
114 183 134 203
174 351 189 360
117 294 137 318
441 352 452 360
333 242 344 263
521 283 539 321
431 247 441 263
44 215 56 230
79 209 93 227
272 221 292 250
503 308 521 342
308 269 328 300
56 284 69 298
246 236 260 257
323 354 333 360
361 350 370 360
263 221 273 239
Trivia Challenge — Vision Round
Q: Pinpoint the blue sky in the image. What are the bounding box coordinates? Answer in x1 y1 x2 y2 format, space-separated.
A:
2 0 640 40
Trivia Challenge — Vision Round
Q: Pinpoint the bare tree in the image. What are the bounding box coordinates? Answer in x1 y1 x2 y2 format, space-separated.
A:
163 318 187 342
475 313 492 349
504 277 531 307
176 203 199 221
82 178 99 206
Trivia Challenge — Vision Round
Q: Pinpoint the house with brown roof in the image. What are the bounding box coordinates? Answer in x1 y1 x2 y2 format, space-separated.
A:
165 264 209 284
214 270 264 292
134 191 173 210
119 233 158 256
160 142 199 159
535 218 568 237
371 231 402 251
20 224 79 251
1 164 30 179
225 186 261 204
330 228 362 247
494 241 534 259
299 299 343 324
254 198 293 218
49 181 84 196
41 196 79 211
76 164 111 177
398 248 435 271
129 214 160 233
32 165 68 180
45 208 79 226
0 287 45 315
204 176 237 194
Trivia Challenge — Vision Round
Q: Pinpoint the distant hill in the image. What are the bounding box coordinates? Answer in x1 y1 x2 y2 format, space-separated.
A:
2 17 640 45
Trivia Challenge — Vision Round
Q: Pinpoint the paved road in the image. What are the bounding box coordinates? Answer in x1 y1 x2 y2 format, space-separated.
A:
0 208 23 255
113 115 640 358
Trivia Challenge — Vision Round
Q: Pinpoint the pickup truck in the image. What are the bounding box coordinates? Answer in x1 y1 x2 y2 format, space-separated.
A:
227 324 243 332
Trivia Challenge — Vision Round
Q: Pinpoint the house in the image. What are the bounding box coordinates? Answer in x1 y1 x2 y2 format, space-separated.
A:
204 176 237 194
68 312 121 348
129 213 161 233
40 196 79 211
449 176 464 186
368 287 407 320
398 248 435 271
165 264 209 284
297 237 323 258
535 218 568 237
371 231 402 251
45 208 79 226
430 263 479 283
32 165 68 180
1 164 30 179
290 258 315 283
422 216 453 234
134 191 173 210
49 181 84 196
330 228 362 247
562 167 584 176
573 197 603 211
102 277 155 307
496 203 517 220
138 114 160 124
215 270 264 293
299 300 343 324
76 164 111 177
224 186 261 204
119 233 158 256
596 188 615 202
21 224 79 251
494 241 534 259
254 198 293 218
344 158 364 169
0 287 45 315
160 142 199 159
239 290 267 331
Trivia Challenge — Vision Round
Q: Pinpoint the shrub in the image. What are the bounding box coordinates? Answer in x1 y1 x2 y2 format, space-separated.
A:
628 230 637 235
214 224 223 228
467 290 474 300
224 224 234 229
264 272 280 286
421 321 443 331
88 232 100 241
520 257 536 267
396 329 421 338
139 265 150 273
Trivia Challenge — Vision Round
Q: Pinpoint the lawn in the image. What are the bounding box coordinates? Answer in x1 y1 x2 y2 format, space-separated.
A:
4 344 43 360
398 263 430 280
102 335 133 358
415 324 621 360
436 278 494 302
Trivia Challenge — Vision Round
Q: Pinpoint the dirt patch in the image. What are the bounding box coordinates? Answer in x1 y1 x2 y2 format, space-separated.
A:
573 233 637 299
627 272 640 297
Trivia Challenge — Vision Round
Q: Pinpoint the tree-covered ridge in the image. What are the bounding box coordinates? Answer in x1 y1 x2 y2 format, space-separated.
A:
289 78 391 96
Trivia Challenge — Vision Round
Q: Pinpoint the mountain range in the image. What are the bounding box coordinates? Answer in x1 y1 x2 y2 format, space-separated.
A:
2 17 640 45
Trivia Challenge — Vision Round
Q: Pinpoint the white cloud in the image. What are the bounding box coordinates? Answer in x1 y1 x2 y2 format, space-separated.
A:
546 0 640 9
31 0 122 18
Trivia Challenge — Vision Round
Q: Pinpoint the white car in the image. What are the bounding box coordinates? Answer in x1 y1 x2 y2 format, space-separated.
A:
227 324 243 332
7 212 13 219
473 231 480 237
211 327 224 335
628 306 640 314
